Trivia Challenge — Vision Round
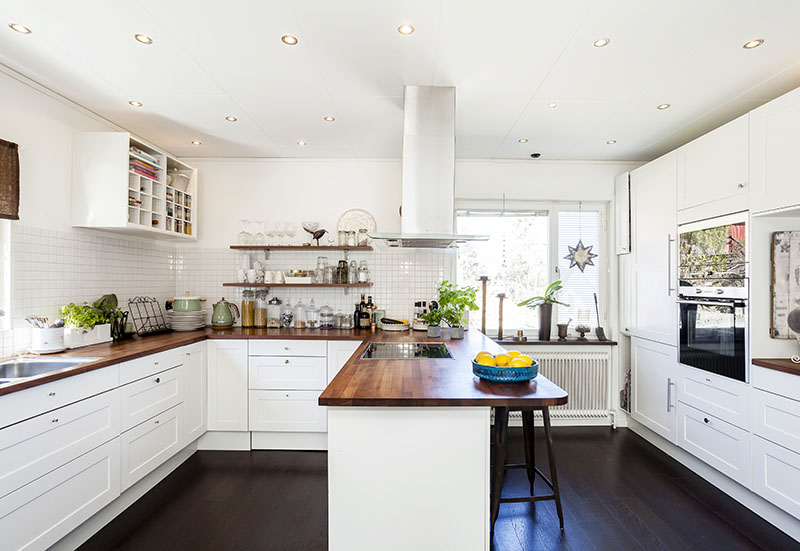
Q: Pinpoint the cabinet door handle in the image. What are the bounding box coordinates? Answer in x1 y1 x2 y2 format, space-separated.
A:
666 378 675 412
703 417 710 424
737 182 745 189
48 392 56 397
284 346 290 351
154 377 161 383
154 420 160 424
284 359 290 364
51 418 58 423
667 234 676 295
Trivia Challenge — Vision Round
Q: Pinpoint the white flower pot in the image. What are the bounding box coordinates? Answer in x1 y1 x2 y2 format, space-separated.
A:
65 324 112 349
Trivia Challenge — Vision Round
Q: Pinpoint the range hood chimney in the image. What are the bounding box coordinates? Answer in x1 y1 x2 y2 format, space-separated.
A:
369 86 487 248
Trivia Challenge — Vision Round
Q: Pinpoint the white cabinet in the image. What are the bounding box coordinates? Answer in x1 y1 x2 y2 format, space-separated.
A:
677 114 749 212
619 254 633 334
249 356 327 390
249 339 327 357
119 365 183 432
750 86 800 214
675 402 750 487
629 151 678 346
752 435 800 518
615 171 631 255
0 439 120 551
677 365 750 430
120 404 182 490
249 390 327 433
207 339 248 431
182 343 207 444
752 388 800 453
327 341 363 383
631 337 677 443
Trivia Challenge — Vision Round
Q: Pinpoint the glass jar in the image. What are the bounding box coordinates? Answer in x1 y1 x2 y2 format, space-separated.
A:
281 299 293 328
339 311 353 329
333 310 344 329
358 260 370 283
293 300 307 329
324 265 335 284
348 260 358 284
316 257 328 284
337 260 349 284
306 299 319 329
358 228 369 247
254 291 268 328
338 230 347 246
320 303 334 329
347 230 357 247
241 290 255 328
267 296 282 328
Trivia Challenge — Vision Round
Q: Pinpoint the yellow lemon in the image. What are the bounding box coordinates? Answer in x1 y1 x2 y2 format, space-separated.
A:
476 355 496 367
509 358 527 368
494 354 511 367
517 354 534 366
476 351 494 359
507 350 522 358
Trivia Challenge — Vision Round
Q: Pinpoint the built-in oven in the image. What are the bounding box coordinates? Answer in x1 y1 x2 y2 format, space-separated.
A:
678 213 749 382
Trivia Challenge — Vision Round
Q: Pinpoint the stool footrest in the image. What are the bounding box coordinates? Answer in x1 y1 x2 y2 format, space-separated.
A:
500 494 557 504
504 463 528 470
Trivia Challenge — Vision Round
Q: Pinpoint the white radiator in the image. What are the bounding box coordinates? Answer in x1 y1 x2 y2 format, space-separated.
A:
508 350 612 424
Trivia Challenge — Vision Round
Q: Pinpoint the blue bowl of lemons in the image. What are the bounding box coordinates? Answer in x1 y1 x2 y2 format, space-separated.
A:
472 351 538 383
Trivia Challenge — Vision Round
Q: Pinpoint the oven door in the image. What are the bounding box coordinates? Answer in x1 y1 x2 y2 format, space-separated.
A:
678 299 748 382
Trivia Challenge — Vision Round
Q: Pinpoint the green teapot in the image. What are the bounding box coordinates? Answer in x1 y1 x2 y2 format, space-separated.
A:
211 298 239 327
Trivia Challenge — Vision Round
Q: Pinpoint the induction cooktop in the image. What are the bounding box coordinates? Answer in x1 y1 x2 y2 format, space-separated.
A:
360 342 453 360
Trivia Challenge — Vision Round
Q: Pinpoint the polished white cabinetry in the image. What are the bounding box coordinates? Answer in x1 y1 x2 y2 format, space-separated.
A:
677 365 750 430
675 401 750 487
119 365 183 432
120 404 183 490
119 348 183 385
207 339 249 431
249 390 327 433
631 337 677 444
249 356 327 390
615 171 631 255
249 339 326 357
752 435 800 519
327 341 362 383
0 439 120 551
752 388 800 453
750 86 800 214
677 114 749 212
629 151 678 346
182 343 207 445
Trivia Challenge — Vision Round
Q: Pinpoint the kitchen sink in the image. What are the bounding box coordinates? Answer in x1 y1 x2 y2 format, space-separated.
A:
0 357 99 380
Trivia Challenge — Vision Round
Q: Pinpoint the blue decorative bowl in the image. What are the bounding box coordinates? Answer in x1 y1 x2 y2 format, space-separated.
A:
472 359 539 383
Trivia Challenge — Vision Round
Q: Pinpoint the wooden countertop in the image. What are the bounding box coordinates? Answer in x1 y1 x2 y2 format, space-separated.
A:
494 338 617 346
319 328 569 408
0 327 365 396
752 358 800 376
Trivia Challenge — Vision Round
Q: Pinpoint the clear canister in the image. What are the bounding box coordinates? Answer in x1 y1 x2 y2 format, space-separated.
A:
267 296 282 328
281 299 293 328
306 299 319 329
254 291 268 328
320 303 334 329
293 300 307 329
241 290 255 328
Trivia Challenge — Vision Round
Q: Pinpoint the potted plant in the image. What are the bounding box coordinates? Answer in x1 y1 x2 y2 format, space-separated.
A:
437 281 479 339
517 280 569 341
420 307 444 338
61 294 124 348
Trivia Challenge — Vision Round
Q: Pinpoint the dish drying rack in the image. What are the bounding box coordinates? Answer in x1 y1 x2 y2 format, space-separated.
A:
128 296 170 336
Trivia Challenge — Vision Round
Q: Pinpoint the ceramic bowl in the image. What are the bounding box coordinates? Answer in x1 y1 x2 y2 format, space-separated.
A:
472 360 538 383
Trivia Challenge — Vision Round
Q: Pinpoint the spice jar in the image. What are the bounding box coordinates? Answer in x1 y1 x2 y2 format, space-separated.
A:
338 230 347 246
267 296 282 328
337 260 349 284
320 303 334 329
358 228 369 246
281 299 293 328
347 230 356 247
293 300 307 329
348 260 358 284
306 299 319 329
241 290 255 328
254 291 268 328
358 260 370 283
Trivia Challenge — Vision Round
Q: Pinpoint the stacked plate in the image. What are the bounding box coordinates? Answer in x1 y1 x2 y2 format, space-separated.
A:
167 310 207 331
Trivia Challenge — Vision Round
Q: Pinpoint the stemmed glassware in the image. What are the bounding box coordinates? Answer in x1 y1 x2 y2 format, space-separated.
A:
265 221 277 245
254 221 266 245
286 222 296 245
237 219 252 245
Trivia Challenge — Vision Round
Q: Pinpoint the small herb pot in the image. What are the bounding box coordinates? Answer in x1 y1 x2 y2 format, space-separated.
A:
450 326 465 339
427 325 441 338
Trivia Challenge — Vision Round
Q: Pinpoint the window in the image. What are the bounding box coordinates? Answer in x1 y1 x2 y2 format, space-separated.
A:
456 201 605 337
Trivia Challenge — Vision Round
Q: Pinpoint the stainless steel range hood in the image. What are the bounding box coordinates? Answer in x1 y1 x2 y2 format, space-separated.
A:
369 86 487 248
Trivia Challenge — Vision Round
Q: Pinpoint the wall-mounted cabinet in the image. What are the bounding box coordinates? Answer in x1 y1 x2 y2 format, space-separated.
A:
614 171 631 255
72 132 197 240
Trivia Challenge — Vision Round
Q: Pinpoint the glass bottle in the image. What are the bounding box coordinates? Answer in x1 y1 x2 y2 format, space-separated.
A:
254 291 268 328
348 260 358 284
293 300 307 329
320 303 334 329
267 296 282 328
306 299 319 329
281 299 293 328
241 290 255 328
316 257 328 284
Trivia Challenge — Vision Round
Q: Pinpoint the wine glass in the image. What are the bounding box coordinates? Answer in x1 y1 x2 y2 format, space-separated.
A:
254 221 266 245
237 219 252 245
276 221 287 245
266 221 277 245
286 222 297 245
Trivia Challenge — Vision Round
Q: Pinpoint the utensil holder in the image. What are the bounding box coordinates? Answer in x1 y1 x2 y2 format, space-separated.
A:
30 327 65 354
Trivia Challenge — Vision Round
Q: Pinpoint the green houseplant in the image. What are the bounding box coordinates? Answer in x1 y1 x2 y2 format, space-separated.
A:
60 294 125 348
420 307 444 338
518 280 569 341
437 281 479 339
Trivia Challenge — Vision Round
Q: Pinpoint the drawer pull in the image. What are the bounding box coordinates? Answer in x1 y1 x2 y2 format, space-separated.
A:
284 359 290 365
48 392 56 397
154 377 161 383
703 418 710 424
51 418 58 423
284 346 290 351
705 378 711 382
154 361 159 365
286 394 290 398
155 420 160 424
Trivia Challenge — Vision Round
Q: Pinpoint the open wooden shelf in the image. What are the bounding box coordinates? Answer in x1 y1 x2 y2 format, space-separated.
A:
230 245 373 251
222 282 373 288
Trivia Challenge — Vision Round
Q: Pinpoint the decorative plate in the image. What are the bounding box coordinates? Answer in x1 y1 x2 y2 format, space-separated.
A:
472 360 539 383
337 209 377 235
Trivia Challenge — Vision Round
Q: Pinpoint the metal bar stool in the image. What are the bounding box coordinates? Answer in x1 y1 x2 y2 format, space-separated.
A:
490 406 564 537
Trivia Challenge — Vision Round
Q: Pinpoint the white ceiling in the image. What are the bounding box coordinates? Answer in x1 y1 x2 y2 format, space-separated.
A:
1 0 799 161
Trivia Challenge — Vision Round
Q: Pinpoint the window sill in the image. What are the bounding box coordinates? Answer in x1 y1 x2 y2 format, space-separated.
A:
493 338 617 346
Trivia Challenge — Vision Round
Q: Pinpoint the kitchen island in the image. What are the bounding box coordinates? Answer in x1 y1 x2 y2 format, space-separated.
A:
319 328 567 551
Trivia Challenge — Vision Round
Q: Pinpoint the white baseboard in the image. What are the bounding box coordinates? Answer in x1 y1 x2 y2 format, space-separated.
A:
251 431 327 450
198 430 251 450
49 442 198 551
628 418 800 543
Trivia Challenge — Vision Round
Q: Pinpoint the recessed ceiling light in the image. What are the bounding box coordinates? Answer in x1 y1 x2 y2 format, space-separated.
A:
397 24 415 35
225 116 238 122
8 23 31 34
547 102 559 109
607 139 617 145
323 116 335 122
296 140 307 147
128 100 143 108
281 34 298 46
518 138 529 143
134 33 153 45
743 39 764 49
593 37 610 48
191 140 202 146
657 103 671 110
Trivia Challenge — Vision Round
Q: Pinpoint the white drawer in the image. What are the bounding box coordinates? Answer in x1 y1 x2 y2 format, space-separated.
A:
119 365 183 432
248 339 326 357
119 348 184 385
0 438 120 551
249 390 326 433
752 365 800 402
676 401 750 487
753 435 800 518
0 365 119 430
0 389 119 499
752 389 800 452
248 356 327 390
677 365 750 430
120 404 182 491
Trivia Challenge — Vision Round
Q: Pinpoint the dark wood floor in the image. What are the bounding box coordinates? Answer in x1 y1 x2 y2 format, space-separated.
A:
78 427 800 551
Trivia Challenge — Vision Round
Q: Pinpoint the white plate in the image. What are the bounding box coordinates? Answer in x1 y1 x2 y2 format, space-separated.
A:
337 209 377 236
